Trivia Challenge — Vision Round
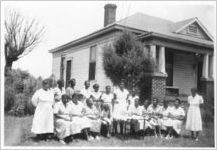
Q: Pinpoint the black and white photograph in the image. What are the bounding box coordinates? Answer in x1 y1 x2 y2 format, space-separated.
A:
0 0 216 148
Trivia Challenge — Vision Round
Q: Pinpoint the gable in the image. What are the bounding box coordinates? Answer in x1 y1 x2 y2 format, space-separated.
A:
175 21 213 41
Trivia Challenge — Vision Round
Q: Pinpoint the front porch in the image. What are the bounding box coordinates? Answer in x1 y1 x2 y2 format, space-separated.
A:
140 34 214 101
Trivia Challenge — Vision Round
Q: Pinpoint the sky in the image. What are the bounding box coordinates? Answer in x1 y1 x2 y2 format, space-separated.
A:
1 1 216 78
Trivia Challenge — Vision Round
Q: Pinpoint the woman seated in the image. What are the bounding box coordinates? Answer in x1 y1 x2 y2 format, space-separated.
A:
166 98 185 139
128 98 144 135
101 104 112 138
85 98 102 140
159 100 173 138
70 94 91 141
54 94 74 144
147 98 162 137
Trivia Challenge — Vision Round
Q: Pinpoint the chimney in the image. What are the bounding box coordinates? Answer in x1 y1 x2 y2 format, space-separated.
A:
104 4 117 27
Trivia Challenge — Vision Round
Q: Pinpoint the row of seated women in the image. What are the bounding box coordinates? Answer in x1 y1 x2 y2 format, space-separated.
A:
31 79 187 144
53 94 185 145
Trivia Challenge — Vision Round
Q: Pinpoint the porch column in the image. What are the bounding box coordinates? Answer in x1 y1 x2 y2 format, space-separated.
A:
209 55 214 79
158 46 166 74
150 45 156 61
202 53 209 79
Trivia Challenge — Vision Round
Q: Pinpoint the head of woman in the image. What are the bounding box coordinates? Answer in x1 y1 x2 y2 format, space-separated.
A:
93 84 99 92
57 80 64 89
134 98 139 108
152 98 158 107
105 85 111 94
144 99 149 108
42 79 50 91
72 94 78 105
86 97 93 108
163 99 168 109
119 80 125 90
69 78 76 88
174 98 181 108
62 94 69 105
84 80 90 89
131 88 136 97
49 78 57 89
191 88 197 97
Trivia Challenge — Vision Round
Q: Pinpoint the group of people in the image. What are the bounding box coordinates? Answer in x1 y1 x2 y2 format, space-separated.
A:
31 78 204 144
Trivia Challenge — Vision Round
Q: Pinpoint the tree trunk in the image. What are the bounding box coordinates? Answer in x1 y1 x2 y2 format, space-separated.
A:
5 61 13 76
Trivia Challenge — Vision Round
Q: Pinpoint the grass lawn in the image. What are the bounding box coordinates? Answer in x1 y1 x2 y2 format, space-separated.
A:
4 115 215 147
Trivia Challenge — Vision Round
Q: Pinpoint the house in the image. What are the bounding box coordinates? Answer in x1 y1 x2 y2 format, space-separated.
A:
49 4 214 101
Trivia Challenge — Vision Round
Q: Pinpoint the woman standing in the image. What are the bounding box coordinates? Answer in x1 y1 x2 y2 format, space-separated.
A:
113 81 129 135
186 88 204 141
91 84 102 112
66 78 76 99
31 79 54 141
100 85 114 113
53 80 66 102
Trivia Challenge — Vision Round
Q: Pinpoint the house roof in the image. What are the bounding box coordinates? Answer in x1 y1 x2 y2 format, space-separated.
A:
50 13 213 53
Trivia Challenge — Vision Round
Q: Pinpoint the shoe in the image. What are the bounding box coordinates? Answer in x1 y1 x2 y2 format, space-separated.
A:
195 138 199 142
89 136 94 141
95 136 100 140
59 140 66 145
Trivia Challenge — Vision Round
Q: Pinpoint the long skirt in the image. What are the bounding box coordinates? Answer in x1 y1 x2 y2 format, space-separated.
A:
149 117 161 129
113 103 128 121
87 118 102 133
31 103 54 134
54 119 74 140
186 106 202 131
172 120 183 134
159 118 173 130
71 117 91 133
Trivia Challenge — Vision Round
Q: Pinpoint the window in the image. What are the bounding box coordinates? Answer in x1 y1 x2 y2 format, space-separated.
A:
66 60 72 87
88 45 97 80
165 52 173 86
60 56 65 80
188 25 198 34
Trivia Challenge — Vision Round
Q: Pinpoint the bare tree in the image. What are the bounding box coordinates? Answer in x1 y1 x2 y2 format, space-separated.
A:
4 10 45 75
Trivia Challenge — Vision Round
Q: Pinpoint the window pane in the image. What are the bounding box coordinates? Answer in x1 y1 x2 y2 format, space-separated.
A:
90 45 96 62
89 62 96 80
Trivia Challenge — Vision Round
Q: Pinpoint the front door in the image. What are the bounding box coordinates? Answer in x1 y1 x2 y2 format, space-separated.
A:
66 60 72 88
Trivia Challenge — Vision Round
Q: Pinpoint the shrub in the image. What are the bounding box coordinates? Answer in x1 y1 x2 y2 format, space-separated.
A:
5 69 42 116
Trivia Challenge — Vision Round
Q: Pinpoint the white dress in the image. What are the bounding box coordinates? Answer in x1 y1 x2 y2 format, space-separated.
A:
70 101 91 132
80 88 92 102
142 106 152 129
128 95 139 107
159 106 173 130
147 104 162 128
31 89 54 134
186 94 203 131
91 91 102 112
100 93 114 113
85 105 101 133
170 106 185 134
113 88 129 120
128 105 144 131
53 101 74 139
53 87 66 101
